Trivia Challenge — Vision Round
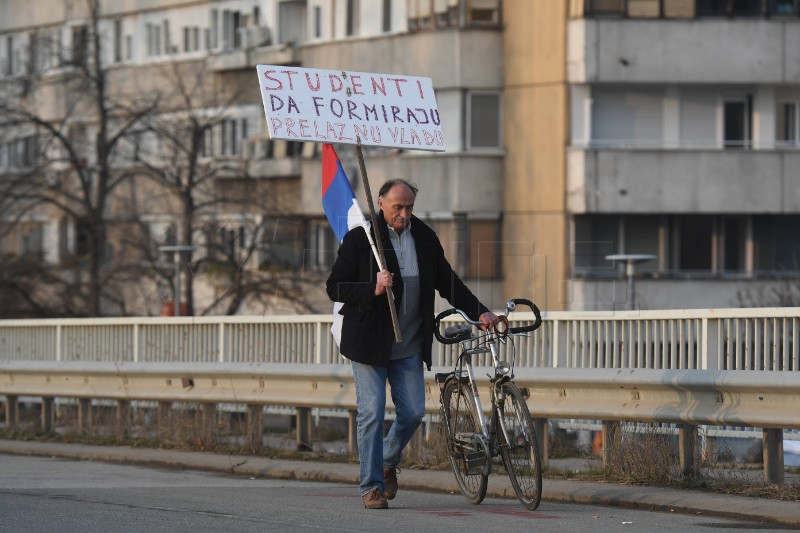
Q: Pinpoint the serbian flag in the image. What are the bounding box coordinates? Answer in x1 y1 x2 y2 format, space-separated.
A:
322 143 369 347
322 144 367 242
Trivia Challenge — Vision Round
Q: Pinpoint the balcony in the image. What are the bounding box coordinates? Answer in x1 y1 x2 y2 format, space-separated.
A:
568 18 800 84
567 148 800 213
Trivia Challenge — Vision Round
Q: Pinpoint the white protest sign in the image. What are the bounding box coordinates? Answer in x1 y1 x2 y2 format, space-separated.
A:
256 65 445 152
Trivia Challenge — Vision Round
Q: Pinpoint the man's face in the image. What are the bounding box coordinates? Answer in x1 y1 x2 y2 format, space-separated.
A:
378 184 415 233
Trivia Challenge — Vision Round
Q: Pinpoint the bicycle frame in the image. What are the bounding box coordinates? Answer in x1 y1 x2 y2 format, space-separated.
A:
435 298 544 510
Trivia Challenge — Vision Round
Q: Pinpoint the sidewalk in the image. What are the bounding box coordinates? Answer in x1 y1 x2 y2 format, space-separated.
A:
1 439 798 527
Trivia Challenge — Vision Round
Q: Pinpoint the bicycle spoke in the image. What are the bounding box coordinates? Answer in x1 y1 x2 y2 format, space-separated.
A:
442 379 488 505
498 382 542 510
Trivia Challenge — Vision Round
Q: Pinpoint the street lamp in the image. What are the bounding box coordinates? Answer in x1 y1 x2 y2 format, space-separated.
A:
158 245 196 317
605 254 656 311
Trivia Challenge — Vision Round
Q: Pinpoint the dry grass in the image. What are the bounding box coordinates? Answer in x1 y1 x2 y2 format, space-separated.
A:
3 403 800 502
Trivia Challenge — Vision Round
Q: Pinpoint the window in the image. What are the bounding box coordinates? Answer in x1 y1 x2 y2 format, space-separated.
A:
628 0 661 17
113 19 122 63
306 219 337 271
346 0 359 36
260 218 305 271
469 0 501 24
71 26 88 66
574 215 618 275
585 0 626 16
776 102 799 147
5 35 12 75
314 6 322 38
674 216 713 271
163 19 173 53
210 9 218 49
125 35 133 60
698 0 763 16
221 10 244 50
19 222 44 258
278 1 307 44
663 0 695 17
753 216 800 271
723 97 751 149
721 216 747 273
383 0 392 31
466 218 501 279
408 0 433 30
574 214 755 278
770 0 800 15
467 91 502 149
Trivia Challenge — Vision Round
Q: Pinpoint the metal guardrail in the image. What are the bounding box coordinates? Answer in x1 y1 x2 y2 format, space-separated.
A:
2 360 798 483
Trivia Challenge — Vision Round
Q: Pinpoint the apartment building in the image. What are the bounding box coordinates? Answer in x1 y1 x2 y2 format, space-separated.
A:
504 0 800 311
0 0 505 316
2 0 797 317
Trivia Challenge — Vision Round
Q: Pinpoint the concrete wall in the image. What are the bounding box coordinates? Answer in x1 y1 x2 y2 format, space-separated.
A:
570 278 796 311
503 0 570 311
569 19 800 84
567 149 800 214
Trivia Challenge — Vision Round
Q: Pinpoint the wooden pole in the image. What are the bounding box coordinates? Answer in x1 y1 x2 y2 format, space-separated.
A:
355 138 402 342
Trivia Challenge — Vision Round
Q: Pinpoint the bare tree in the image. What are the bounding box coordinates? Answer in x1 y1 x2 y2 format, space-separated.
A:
131 61 314 316
0 0 158 316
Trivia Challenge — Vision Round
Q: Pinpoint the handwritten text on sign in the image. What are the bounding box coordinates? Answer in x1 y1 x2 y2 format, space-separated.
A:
256 65 445 152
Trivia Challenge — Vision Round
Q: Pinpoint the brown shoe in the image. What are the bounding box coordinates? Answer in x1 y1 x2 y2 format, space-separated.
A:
383 466 399 500
361 487 388 509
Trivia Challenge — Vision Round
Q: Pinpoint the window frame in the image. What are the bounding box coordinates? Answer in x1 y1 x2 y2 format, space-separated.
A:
465 90 503 151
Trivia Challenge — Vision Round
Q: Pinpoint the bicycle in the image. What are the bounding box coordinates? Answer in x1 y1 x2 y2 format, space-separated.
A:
433 298 543 510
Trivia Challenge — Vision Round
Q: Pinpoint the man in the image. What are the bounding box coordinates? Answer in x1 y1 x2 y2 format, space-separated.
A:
326 178 498 509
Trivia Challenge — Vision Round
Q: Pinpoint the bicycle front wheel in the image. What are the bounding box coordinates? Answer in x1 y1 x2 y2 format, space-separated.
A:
497 382 542 510
442 378 488 505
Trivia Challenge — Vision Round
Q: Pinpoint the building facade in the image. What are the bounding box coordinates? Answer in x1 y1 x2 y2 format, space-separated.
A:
504 0 800 311
1 0 798 316
0 0 505 316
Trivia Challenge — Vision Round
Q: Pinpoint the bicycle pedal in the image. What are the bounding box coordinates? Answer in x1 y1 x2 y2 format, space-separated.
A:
465 451 487 471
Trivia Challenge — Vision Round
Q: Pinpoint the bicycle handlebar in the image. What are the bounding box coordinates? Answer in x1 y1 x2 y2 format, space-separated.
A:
433 298 542 345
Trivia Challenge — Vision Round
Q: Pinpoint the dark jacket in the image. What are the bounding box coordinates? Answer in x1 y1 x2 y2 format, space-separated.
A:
326 211 489 370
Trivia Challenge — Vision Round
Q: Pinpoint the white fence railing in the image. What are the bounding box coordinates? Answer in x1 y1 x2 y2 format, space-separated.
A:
1 308 798 371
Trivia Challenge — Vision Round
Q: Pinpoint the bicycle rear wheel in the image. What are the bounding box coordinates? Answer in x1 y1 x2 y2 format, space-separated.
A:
442 378 488 505
497 382 542 510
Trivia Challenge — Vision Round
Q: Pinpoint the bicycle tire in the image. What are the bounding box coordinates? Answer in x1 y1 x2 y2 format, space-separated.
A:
442 378 488 505
497 382 542 510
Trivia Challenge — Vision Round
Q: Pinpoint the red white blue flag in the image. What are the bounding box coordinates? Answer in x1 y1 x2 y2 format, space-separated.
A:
322 143 370 347
322 144 367 242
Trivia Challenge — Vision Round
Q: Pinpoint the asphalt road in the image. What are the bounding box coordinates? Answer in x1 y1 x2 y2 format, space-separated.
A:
1 454 795 533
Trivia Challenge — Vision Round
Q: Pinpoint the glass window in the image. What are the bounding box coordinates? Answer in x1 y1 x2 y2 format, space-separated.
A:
664 0 695 17
722 216 747 273
71 26 88 66
574 215 618 275
628 0 660 17
723 98 751 149
674 216 713 271
113 20 123 62
314 6 322 38
346 0 359 36
770 0 799 15
261 217 305 270
383 0 392 31
623 216 660 272
774 216 800 270
469 0 500 24
732 0 764 16
467 219 500 279
5 35 12 75
586 0 625 16
468 92 502 149
776 102 798 147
